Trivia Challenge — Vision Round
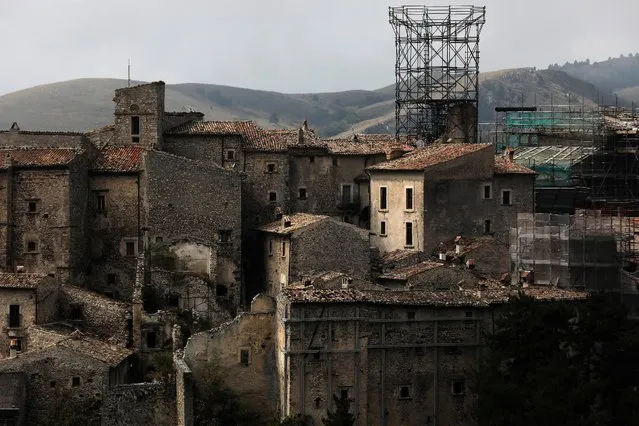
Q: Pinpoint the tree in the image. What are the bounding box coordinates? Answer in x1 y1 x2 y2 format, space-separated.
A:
322 393 355 426
475 293 639 426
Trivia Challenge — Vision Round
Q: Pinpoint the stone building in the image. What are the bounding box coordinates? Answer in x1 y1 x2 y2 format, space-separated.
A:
0 273 58 358
0 372 26 425
257 213 371 296
368 143 535 254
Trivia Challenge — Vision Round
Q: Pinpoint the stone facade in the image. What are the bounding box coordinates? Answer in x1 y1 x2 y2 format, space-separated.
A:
101 382 176 426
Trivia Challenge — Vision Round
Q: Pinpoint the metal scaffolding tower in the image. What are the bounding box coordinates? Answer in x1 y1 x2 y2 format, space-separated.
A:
389 5 486 142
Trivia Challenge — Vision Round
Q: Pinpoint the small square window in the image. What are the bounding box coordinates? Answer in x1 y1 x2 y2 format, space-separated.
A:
10 338 22 352
452 380 466 395
298 188 307 200
399 385 411 399
72 377 81 387
268 191 277 202
465 311 473 318
240 348 250 366
26 241 37 253
483 184 492 199
219 230 232 243
155 236 163 243
267 163 276 173
407 311 415 320
50 381 56 388
226 150 235 161
125 241 136 257
332 157 338 166
309 156 315 163
380 221 387 236
502 190 512 206
27 201 37 213
107 273 117 284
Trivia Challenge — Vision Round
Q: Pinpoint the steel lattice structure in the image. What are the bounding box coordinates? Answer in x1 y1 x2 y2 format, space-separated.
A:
389 5 486 142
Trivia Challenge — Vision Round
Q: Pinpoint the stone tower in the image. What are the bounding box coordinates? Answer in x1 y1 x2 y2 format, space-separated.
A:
112 81 165 149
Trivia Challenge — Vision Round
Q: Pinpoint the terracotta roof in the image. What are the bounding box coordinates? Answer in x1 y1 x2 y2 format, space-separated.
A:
91 146 144 172
378 261 443 280
282 285 588 307
0 148 82 168
322 134 414 156
166 120 260 136
367 143 491 171
257 213 328 234
0 273 47 289
248 128 316 152
378 250 420 265
494 156 536 175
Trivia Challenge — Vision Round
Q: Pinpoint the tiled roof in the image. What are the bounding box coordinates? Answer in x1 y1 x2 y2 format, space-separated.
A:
0 273 47 289
378 261 443 280
367 143 491 171
257 213 328 235
91 146 145 172
378 250 420 265
166 120 260 136
282 285 588 307
0 148 82 168
165 111 205 117
494 156 536 175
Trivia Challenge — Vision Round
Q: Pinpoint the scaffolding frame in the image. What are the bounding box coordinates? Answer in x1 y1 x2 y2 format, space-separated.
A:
389 5 485 142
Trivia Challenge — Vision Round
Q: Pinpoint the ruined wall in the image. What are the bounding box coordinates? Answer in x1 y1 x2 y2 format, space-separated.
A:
175 357 194 426
112 82 165 149
369 171 424 254
67 159 90 284
101 383 176 426
290 219 370 282
143 150 242 306
163 112 204 132
89 173 140 299
163 135 243 170
59 285 130 347
0 132 88 148
183 295 278 420
281 302 491 426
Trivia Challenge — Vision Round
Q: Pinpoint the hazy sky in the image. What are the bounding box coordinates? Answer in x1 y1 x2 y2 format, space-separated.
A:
1 0 637 96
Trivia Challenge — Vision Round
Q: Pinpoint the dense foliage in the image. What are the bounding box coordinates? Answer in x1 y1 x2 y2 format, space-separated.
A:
475 293 639 426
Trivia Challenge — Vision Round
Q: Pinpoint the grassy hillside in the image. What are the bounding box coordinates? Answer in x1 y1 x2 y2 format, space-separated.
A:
0 68 615 137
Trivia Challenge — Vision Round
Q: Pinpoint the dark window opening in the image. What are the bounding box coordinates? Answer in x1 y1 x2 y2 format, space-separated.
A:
405 222 413 247
380 187 388 210
405 188 413 210
131 116 140 136
502 190 511 205
166 293 180 307
309 156 315 163
219 230 232 243
452 380 466 395
126 241 135 257
9 305 20 328
445 346 462 356
226 150 235 161
465 311 473 318
31 373 39 381
298 188 307 200
146 331 157 349
343 216 351 224
155 236 163 243
50 381 56 388
314 397 321 408
332 157 338 166
107 273 117 284
484 219 492 234
483 184 492 199
96 194 106 212
380 221 386 236
267 163 276 173
268 239 273 255
281 241 286 257
216 284 228 297
341 184 352 204
240 349 250 366
268 191 277 202
69 304 83 320
399 385 411 399
10 338 22 352
26 241 37 253
407 311 415 320
27 201 37 213
72 377 81 387
340 388 349 400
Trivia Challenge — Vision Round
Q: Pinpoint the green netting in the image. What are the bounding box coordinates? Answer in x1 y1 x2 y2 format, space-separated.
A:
521 163 574 187
506 111 596 130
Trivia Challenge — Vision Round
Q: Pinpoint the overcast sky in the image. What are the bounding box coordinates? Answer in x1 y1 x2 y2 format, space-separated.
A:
1 0 637 96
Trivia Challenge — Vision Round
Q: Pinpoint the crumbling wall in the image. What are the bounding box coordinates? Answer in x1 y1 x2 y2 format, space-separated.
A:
175 357 194 426
101 382 176 426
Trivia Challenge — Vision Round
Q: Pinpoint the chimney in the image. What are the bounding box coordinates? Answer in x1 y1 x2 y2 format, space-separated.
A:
281 215 292 228
302 120 309 132
298 128 304 144
341 276 350 289
504 147 515 162
454 235 463 254
172 324 183 353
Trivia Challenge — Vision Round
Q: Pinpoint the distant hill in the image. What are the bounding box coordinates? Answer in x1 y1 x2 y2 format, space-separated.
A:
549 54 639 104
0 68 616 137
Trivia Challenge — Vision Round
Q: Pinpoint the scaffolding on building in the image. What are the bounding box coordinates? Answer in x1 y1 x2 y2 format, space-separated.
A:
389 5 485 142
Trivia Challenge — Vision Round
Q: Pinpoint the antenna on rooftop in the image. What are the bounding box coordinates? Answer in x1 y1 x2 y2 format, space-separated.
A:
127 59 131 87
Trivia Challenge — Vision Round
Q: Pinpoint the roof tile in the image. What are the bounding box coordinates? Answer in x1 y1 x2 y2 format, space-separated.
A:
494 156 536 175
0 273 47 289
368 143 491 171
0 148 82 168
257 213 328 234
91 146 144 172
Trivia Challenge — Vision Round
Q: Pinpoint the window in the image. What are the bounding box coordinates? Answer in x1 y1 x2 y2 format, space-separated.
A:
146 331 157 349
216 284 228 297
50 381 56 388
340 388 349 400
69 303 83 320
407 311 415 320
309 156 315 163
314 397 321 408
501 190 512 205
484 219 492 234
107 273 117 284
219 230 232 243
399 385 411 399
9 305 20 328
266 163 276 173
268 239 273 256
27 200 38 213
26 241 37 253
465 311 473 318
445 346 462 356
483 184 492 199
155 236 163 243
9 338 21 352
131 116 140 143
405 187 414 210
380 187 388 210
225 149 235 161
240 348 250 366
281 241 286 258
452 380 466 395
341 184 352 204
298 188 307 200
72 377 81 387
405 222 413 247
96 194 106 212
268 191 277 202
125 241 136 257
380 221 387 236
332 157 338 166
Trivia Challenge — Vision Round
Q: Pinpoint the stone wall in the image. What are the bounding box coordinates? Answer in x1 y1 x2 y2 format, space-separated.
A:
112 82 165 149
0 131 88 148
59 285 131 347
142 150 242 308
175 357 194 426
67 158 91 284
243 152 289 229
101 382 176 426
0 288 36 358
163 135 243 170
